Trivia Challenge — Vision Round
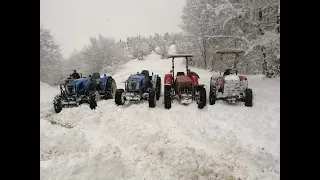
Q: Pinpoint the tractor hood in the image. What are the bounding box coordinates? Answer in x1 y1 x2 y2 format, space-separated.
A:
127 74 147 91
68 78 89 87
129 74 145 83
224 74 240 81
66 78 91 95
176 76 193 84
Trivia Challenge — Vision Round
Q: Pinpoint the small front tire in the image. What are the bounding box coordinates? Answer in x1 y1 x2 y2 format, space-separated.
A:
89 92 97 110
53 95 63 113
148 89 156 108
115 89 125 105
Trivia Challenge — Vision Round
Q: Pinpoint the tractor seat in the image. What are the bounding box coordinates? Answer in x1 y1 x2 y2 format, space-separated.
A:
92 72 101 79
141 70 150 88
141 70 149 78
176 72 185 76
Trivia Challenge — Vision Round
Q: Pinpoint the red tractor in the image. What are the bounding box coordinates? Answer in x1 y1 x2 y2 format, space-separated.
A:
164 54 207 109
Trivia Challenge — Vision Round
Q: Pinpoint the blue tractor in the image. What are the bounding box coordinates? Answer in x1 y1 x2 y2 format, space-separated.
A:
53 72 117 113
115 70 161 107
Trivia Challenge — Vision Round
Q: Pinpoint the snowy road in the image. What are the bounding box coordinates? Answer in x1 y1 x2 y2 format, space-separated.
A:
40 52 280 180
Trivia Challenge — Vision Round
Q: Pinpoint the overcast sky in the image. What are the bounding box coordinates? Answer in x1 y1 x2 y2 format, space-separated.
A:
40 0 186 58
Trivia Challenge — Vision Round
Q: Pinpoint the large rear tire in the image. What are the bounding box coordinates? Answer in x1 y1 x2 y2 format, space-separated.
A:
105 78 117 99
53 95 63 113
245 88 253 107
156 76 161 100
198 87 206 109
164 85 171 109
89 92 97 109
148 89 156 108
115 89 125 105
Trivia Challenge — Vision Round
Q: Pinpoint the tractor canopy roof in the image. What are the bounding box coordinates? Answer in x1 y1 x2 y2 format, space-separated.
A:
167 54 194 58
215 49 245 54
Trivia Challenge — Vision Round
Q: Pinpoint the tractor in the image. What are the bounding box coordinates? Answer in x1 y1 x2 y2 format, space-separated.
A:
209 49 253 107
114 70 161 107
163 54 206 109
53 72 117 113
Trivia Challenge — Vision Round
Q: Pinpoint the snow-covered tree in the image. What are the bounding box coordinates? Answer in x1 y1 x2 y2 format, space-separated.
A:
40 25 63 85
65 34 129 76
126 36 152 60
178 0 280 76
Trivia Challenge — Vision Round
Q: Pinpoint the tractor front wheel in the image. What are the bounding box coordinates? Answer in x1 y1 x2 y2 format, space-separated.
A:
198 87 206 109
115 89 125 105
89 92 97 109
53 95 63 113
148 89 156 108
164 85 171 109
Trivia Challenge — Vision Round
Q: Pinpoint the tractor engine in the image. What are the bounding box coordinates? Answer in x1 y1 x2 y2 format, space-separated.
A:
223 74 241 102
125 74 147 101
176 76 194 104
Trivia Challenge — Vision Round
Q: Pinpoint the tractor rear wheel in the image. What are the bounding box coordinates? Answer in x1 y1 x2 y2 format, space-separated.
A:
209 86 216 105
164 85 171 109
89 92 97 109
148 89 156 108
245 88 253 107
105 78 117 99
156 76 161 100
115 89 125 105
198 87 206 109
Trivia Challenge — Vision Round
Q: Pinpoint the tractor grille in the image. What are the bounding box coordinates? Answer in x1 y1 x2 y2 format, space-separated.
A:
66 85 76 95
224 80 240 95
127 80 140 91
177 83 193 95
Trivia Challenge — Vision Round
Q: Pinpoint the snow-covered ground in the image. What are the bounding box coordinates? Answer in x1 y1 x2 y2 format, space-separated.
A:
40 50 280 180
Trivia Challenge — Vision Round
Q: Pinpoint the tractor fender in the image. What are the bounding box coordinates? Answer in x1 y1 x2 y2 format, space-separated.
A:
190 75 198 86
240 77 248 89
197 84 205 89
239 76 246 81
151 73 158 89
164 74 172 85
100 76 112 90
